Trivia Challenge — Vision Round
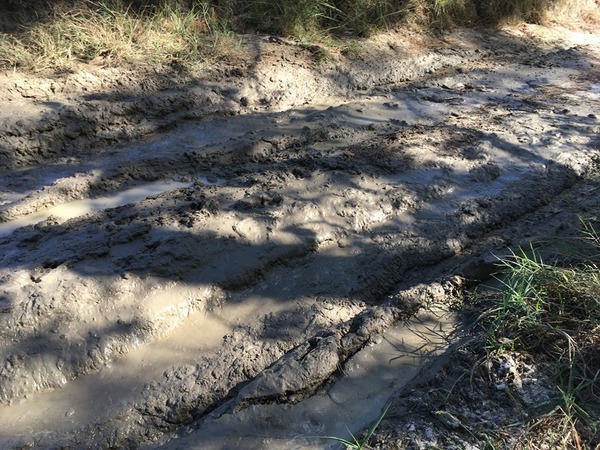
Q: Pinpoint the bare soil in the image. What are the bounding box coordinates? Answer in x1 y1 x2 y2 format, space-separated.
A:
0 23 599 449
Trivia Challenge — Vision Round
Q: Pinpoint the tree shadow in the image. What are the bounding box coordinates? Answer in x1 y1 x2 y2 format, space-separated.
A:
0 23 599 447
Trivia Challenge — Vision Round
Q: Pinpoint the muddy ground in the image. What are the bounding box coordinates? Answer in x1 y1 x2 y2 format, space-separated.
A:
0 22 599 449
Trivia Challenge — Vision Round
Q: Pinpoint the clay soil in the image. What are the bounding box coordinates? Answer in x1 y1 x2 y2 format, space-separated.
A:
0 21 599 449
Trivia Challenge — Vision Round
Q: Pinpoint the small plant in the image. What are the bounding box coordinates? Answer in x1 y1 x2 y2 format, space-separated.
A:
318 402 391 449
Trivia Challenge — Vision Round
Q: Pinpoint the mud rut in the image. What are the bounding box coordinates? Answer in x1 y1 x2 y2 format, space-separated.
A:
0 27 599 449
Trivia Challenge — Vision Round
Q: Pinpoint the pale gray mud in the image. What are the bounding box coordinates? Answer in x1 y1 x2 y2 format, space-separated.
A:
0 24 599 449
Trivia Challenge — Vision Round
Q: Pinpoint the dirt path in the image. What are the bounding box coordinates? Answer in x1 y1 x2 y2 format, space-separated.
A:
0 24 599 449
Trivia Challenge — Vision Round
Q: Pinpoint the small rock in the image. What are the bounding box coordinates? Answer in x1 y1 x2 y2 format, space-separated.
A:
434 410 462 429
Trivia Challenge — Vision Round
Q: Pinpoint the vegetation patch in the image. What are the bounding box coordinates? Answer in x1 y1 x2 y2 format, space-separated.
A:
0 1 236 72
1 0 598 72
478 224 600 448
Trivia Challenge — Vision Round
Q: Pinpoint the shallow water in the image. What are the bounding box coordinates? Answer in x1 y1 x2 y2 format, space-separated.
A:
160 307 457 450
0 290 289 439
0 181 189 238
0 92 449 239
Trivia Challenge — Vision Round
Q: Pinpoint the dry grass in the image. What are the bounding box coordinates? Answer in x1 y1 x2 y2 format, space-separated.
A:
0 1 236 72
543 0 600 31
0 0 597 73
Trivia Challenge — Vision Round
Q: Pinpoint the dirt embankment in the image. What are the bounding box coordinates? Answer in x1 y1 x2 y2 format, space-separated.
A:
0 23 599 449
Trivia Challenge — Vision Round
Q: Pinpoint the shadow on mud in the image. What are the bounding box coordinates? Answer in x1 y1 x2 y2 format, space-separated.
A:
0 26 599 447
2 25 597 171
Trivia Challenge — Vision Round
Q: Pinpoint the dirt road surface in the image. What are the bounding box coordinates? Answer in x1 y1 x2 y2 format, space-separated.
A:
0 24 599 449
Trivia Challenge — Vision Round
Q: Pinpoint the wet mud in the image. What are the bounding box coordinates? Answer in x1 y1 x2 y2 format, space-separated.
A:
0 25 599 449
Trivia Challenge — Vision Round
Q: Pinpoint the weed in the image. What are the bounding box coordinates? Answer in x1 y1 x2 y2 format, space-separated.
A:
318 402 391 449
579 216 600 259
477 221 600 448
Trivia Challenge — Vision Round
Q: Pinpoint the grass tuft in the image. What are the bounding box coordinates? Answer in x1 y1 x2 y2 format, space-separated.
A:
0 0 236 72
477 221 600 448
318 402 391 449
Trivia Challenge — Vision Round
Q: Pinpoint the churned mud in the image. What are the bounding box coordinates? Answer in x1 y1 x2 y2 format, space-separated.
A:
0 24 599 449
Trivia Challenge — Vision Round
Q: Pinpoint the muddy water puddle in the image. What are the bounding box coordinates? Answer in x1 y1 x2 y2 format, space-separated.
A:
0 92 451 237
160 307 457 450
0 181 190 238
0 291 290 440
1 32 599 449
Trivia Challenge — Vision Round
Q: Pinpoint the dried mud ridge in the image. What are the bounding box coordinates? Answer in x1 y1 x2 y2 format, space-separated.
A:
0 25 600 449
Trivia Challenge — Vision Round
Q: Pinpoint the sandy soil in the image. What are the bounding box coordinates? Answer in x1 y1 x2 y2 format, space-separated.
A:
0 23 599 449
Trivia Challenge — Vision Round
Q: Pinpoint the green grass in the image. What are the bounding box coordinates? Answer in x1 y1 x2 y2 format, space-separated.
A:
318 402 391 449
477 220 600 449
